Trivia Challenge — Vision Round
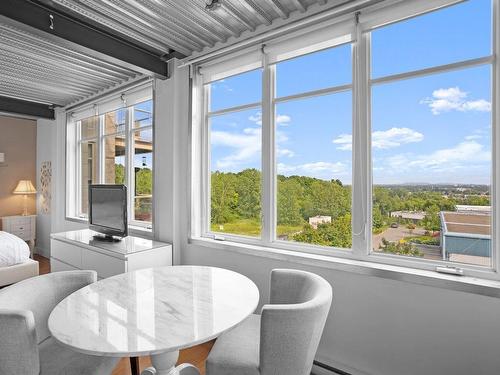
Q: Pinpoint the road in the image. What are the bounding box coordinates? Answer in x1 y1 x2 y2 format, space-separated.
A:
372 226 426 250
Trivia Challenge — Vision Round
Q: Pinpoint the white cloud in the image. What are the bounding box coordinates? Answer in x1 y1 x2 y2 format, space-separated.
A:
277 161 348 179
211 127 261 169
332 127 424 151
276 114 291 125
421 87 491 115
332 134 352 151
464 134 482 141
384 140 490 172
248 112 262 125
211 117 292 170
248 112 291 126
277 148 295 158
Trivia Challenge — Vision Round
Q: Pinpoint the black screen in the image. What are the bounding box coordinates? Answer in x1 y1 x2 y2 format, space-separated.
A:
90 188 125 231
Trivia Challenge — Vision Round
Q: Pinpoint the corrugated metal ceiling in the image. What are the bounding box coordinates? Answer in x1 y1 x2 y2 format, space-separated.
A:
0 21 143 106
49 0 348 56
0 0 351 108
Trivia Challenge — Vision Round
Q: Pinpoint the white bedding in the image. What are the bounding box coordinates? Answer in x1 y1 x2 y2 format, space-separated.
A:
0 231 30 267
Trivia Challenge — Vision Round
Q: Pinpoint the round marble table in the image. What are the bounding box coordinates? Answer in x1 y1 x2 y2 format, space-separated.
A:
48 266 260 375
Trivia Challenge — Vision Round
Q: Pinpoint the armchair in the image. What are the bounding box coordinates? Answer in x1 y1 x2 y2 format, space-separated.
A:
0 270 119 375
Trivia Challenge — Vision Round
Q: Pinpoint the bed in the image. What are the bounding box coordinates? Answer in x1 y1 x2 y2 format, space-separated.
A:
0 231 39 287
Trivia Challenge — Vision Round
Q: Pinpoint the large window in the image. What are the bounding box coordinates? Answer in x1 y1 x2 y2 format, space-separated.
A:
195 0 498 279
370 0 493 268
70 89 153 229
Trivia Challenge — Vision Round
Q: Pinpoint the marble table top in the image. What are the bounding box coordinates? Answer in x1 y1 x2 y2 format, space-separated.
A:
48 266 260 357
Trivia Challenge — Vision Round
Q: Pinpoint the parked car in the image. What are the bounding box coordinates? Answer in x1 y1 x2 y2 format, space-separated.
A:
390 222 399 228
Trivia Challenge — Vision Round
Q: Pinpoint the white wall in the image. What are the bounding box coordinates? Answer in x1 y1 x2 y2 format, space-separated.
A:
36 110 87 257
183 244 500 375
35 118 53 257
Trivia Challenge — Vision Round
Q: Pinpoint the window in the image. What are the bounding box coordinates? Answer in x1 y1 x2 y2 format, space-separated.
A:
370 0 493 268
275 45 353 248
132 101 153 223
69 87 153 229
194 0 498 279
207 71 262 237
78 116 99 216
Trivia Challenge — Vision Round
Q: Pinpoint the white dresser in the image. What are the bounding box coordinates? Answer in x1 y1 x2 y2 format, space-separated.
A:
1 215 36 258
50 229 172 279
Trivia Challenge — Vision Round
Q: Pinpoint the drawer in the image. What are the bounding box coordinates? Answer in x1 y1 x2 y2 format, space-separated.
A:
51 240 82 268
12 230 31 241
11 217 31 226
51 258 79 273
11 223 30 231
82 250 125 278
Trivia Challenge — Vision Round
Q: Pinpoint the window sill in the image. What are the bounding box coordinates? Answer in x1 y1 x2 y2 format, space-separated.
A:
188 237 500 298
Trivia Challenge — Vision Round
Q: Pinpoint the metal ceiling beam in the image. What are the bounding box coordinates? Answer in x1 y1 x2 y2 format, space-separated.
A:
0 96 55 119
0 0 180 79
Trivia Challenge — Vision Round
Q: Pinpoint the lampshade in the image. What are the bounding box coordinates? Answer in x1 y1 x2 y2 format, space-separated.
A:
13 180 37 194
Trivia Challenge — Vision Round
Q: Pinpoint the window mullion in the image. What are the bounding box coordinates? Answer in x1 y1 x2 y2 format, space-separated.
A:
351 24 371 258
492 0 500 273
76 121 82 216
203 85 211 235
262 52 276 245
98 114 104 183
126 107 133 223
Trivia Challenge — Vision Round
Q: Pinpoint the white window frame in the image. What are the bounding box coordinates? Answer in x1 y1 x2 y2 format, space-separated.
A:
193 0 500 280
67 87 154 230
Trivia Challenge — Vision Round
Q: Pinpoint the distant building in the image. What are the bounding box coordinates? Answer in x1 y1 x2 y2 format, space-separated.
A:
309 215 331 229
440 211 491 266
455 205 491 214
390 211 426 223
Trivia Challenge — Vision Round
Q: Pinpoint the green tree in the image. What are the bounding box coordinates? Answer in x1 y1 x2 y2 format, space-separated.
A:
135 168 152 195
379 238 423 257
277 178 303 225
372 205 384 230
235 169 261 220
422 205 441 234
115 163 125 184
211 172 238 224
292 214 352 248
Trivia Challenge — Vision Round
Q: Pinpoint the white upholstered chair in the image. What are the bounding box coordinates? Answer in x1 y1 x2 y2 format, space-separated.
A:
0 270 120 375
206 268 333 375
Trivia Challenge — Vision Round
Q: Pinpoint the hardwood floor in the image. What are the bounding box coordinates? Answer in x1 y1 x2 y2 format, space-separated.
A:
34 254 50 274
35 254 214 375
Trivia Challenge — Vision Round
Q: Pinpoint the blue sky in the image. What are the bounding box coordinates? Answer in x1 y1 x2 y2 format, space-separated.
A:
210 0 492 185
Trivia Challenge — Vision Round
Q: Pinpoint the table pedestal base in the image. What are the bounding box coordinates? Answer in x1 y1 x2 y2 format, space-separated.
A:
141 351 200 375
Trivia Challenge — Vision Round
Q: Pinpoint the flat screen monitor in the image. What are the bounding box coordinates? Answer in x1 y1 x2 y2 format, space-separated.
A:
89 184 127 239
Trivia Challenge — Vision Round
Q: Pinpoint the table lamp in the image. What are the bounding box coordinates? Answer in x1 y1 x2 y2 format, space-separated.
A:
13 180 37 216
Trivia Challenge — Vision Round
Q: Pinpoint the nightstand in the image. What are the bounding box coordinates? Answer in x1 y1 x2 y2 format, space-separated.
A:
1 215 36 258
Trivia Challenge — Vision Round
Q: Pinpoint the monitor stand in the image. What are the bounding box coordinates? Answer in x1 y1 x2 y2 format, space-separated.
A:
92 234 121 242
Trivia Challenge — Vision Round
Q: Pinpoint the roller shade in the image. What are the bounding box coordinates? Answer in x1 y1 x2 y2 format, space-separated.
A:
70 84 152 120
199 48 262 84
264 19 355 64
359 0 465 31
